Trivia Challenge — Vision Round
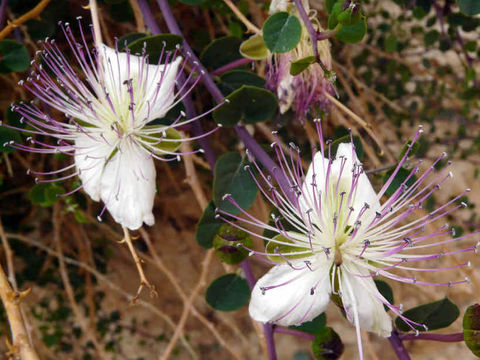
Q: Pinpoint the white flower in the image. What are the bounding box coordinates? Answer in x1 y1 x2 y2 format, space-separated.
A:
216 122 476 359
249 142 391 337
7 22 209 230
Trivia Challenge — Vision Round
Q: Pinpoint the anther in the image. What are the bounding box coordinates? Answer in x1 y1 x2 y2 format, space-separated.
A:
465 277 471 284
403 238 413 247
222 193 231 201
97 216 102 222
310 288 315 295
260 287 266 295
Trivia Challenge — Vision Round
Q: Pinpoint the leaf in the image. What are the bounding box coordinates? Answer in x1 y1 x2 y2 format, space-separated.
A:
325 0 338 13
205 273 250 311
29 183 64 207
179 0 204 4
218 70 265 96
374 280 394 311
195 201 222 249
384 34 398 53
290 313 327 334
311 327 344 360
383 167 417 197
213 224 253 265
424 30 440 46
458 0 480 16
463 304 480 357
330 135 364 161
0 39 30 73
335 16 367 44
213 152 257 215
398 139 420 160
240 34 269 60
140 127 182 154
200 36 242 70
290 56 316 76
118 32 147 50
213 85 277 126
263 12 302 53
127 34 183 63
0 127 22 154
266 234 309 263
395 298 460 332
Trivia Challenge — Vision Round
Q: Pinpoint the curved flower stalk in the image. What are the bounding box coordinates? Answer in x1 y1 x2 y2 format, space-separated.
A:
267 0 335 119
215 120 478 359
3 20 221 230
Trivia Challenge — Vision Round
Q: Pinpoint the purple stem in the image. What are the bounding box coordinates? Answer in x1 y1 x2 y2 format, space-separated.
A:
0 0 7 29
240 260 278 360
388 330 411 360
274 326 315 340
400 332 464 342
155 0 296 205
150 1 281 358
137 0 162 34
138 1 217 169
211 58 253 76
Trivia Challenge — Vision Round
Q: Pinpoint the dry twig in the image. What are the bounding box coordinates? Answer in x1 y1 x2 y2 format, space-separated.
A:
0 0 51 41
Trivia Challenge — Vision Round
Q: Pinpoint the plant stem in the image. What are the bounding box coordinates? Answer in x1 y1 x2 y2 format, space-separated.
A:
388 330 411 360
211 58 254 76
155 0 296 204
137 1 217 169
400 332 464 342
0 0 52 41
0 0 8 29
292 0 328 72
137 0 161 34
274 326 315 340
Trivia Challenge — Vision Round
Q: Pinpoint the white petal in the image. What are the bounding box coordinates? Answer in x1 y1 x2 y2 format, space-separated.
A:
142 56 182 121
100 45 182 123
334 143 380 223
74 134 115 202
99 142 156 230
340 264 392 337
249 256 332 326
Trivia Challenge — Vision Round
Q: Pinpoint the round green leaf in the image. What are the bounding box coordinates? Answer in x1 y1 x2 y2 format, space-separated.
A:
335 16 367 44
127 34 183 63
195 201 223 249
395 297 460 332
200 36 242 70
205 273 250 311
289 313 327 334
213 85 277 126
458 0 480 16
0 39 30 73
218 70 265 95
0 127 22 154
463 304 480 357
213 224 253 265
290 56 316 75
213 152 257 215
311 327 344 360
263 12 302 53
118 32 147 50
240 34 269 60
29 183 64 207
